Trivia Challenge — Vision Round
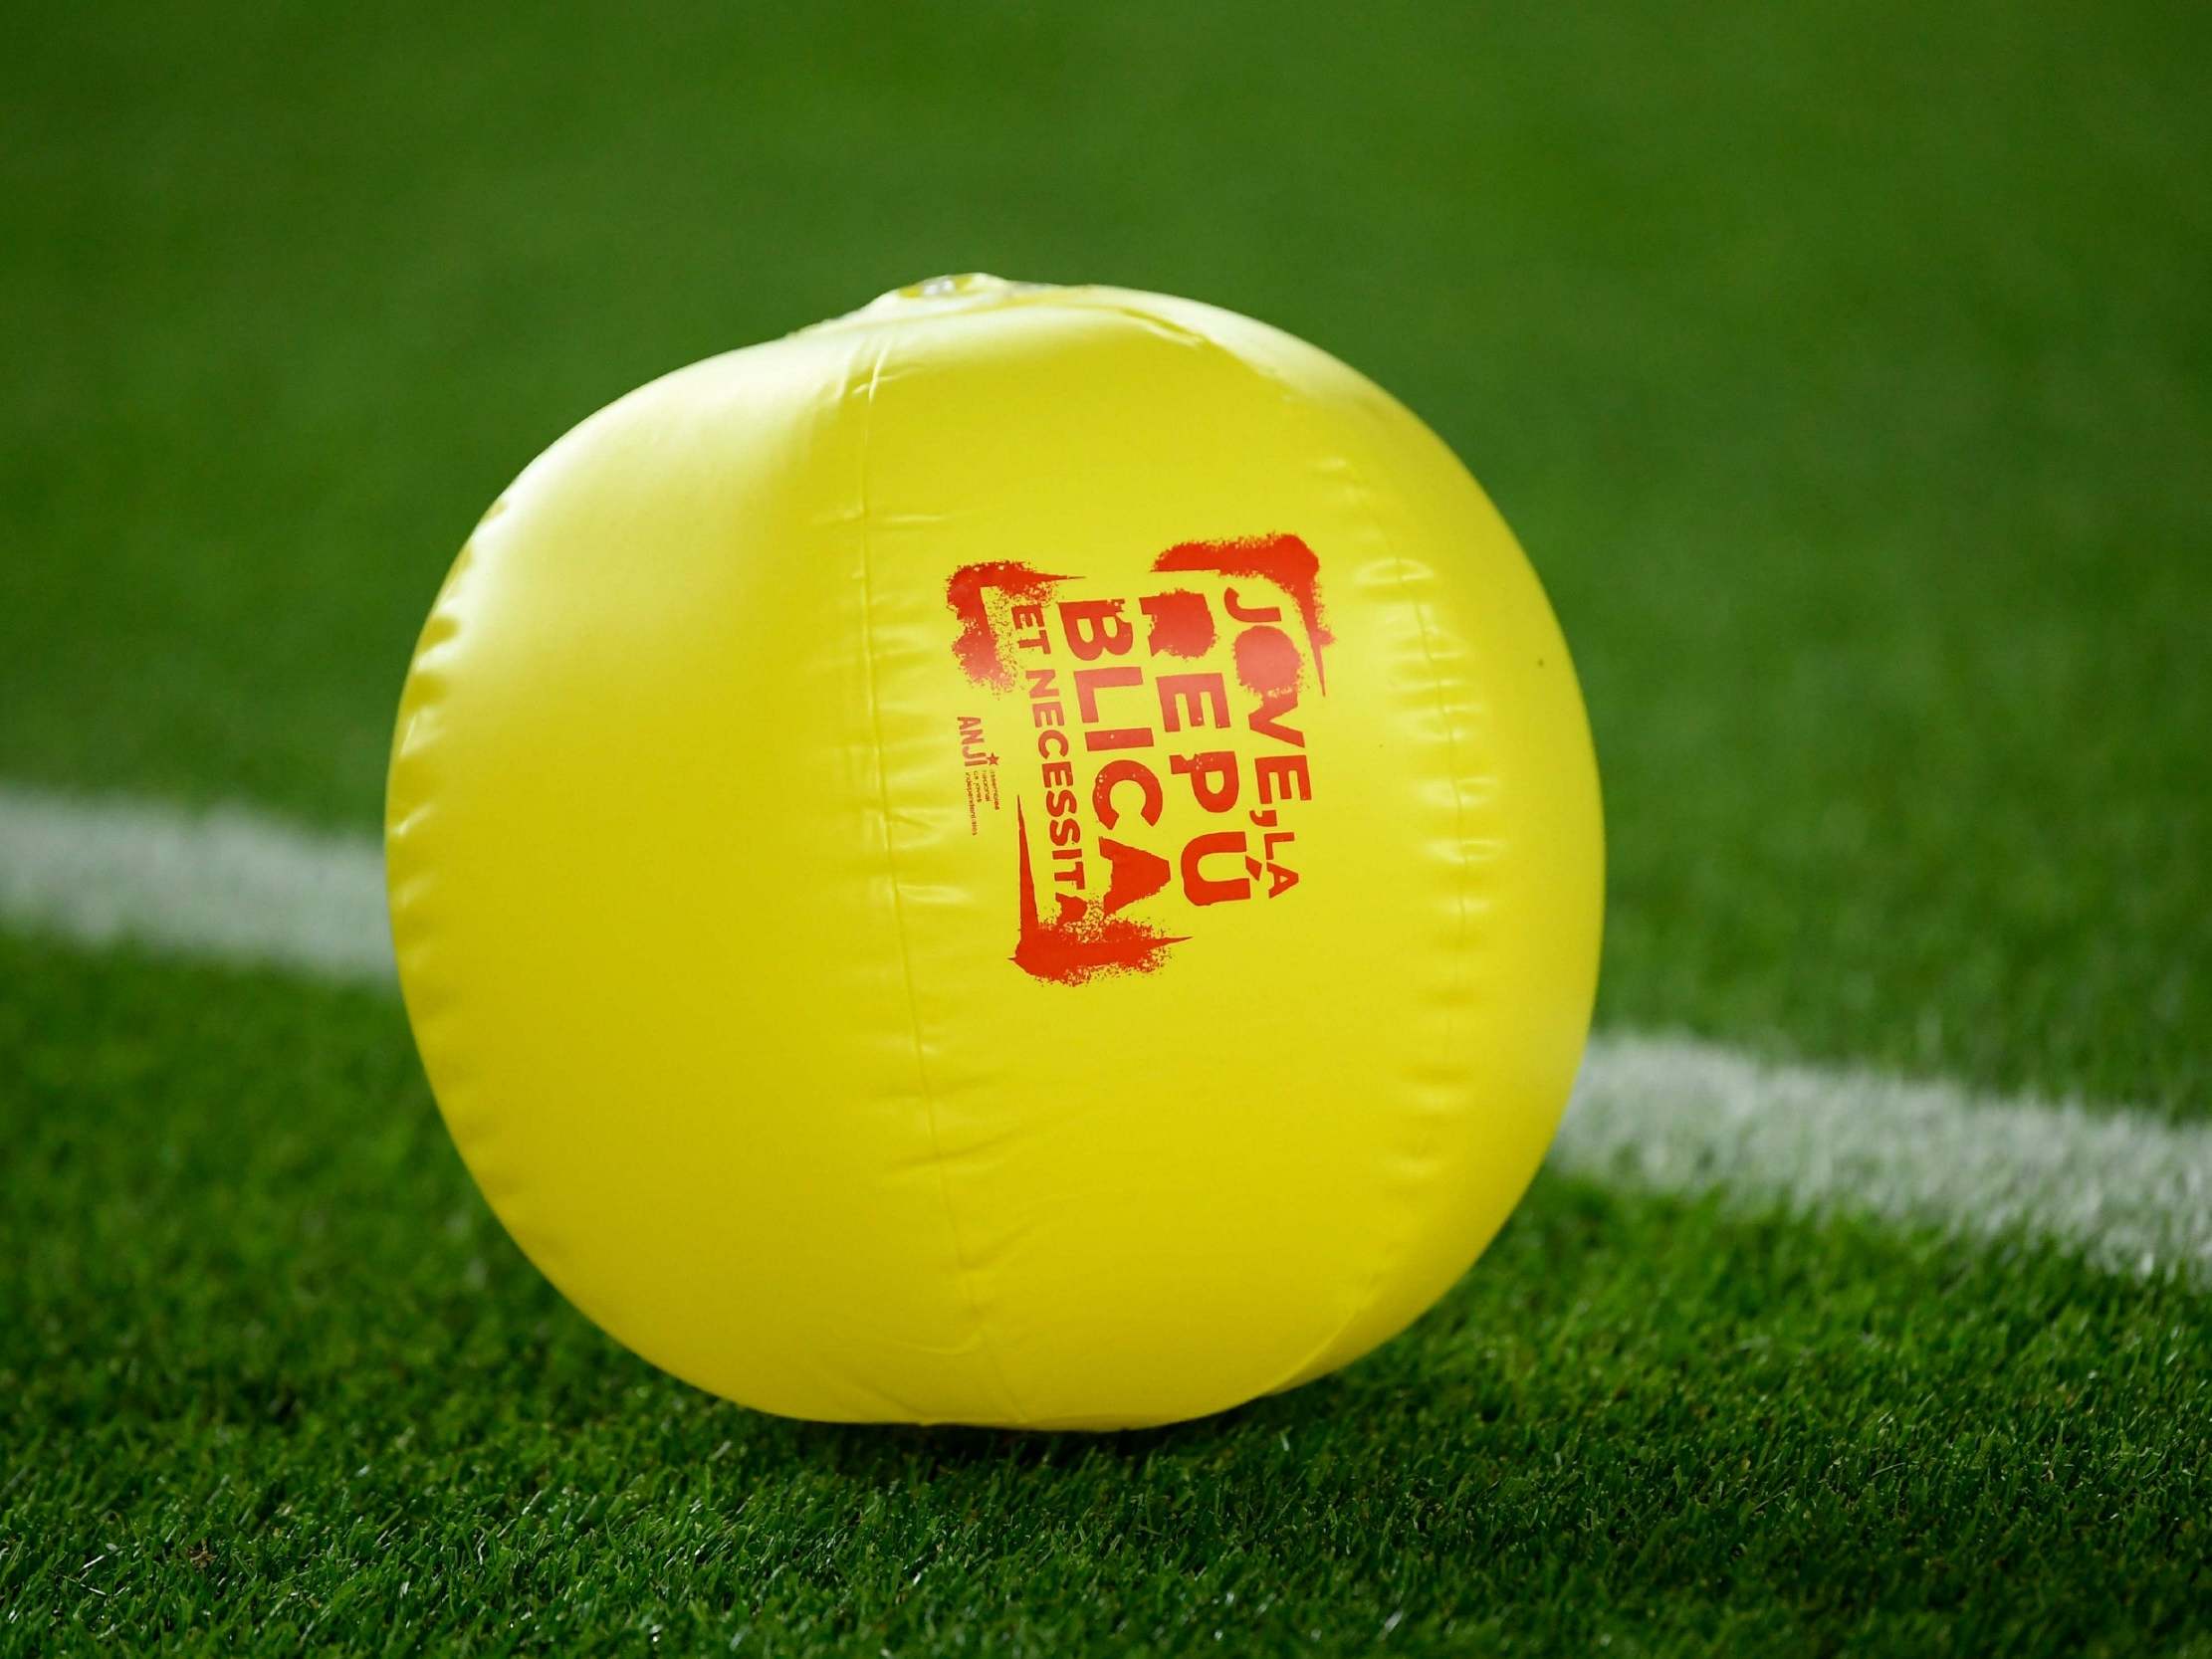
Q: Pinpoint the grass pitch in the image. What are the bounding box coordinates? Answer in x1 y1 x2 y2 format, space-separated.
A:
7 936 2206 1653
3 0 2209 1651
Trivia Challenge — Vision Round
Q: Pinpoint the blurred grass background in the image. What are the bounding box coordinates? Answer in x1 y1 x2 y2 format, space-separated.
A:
2 0 2206 1116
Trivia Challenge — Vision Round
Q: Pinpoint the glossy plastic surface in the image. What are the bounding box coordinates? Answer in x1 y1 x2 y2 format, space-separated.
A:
386 276 1603 1428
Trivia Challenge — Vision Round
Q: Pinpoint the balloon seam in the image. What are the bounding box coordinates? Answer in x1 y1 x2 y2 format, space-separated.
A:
848 336 1029 1427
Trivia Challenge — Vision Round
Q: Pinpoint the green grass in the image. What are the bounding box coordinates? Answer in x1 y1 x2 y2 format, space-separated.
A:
2 0 2209 1650
4 936 2205 1654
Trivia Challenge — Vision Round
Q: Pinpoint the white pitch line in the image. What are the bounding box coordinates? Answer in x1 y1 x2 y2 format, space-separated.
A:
1557 1035 2208 1283
0 783 392 982
1 782 2205 1283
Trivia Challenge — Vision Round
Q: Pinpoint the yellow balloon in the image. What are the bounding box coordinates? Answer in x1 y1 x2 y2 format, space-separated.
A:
386 275 1602 1429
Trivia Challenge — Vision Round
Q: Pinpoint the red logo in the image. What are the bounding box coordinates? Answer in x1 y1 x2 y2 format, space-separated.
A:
944 535 1331 985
